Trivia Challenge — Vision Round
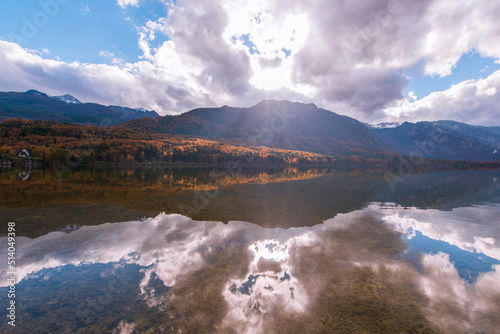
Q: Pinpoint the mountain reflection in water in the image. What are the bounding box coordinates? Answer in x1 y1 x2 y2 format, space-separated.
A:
2 168 500 237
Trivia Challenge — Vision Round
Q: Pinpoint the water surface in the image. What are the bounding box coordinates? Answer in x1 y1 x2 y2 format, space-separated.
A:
1 167 499 333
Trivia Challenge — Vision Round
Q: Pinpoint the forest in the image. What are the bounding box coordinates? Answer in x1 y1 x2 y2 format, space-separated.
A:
0 119 339 167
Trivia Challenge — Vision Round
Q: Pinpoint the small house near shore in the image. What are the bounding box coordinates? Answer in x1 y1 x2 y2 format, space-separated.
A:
18 149 30 157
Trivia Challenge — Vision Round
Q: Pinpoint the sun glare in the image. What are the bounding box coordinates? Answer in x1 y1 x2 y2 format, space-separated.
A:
223 1 310 92
250 239 289 264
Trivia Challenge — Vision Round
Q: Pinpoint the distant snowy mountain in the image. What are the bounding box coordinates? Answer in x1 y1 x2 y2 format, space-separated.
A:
108 105 156 115
52 94 82 104
370 122 402 129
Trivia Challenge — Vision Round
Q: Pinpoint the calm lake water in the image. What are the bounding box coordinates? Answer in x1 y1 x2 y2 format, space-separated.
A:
1 167 500 333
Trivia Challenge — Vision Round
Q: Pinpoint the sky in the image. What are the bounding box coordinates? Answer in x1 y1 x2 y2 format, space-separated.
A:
0 0 499 126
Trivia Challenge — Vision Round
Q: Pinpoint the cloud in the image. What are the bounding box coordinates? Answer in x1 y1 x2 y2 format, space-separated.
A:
81 4 90 15
1 0 500 124
162 0 254 96
98 50 124 65
383 70 500 125
116 0 140 9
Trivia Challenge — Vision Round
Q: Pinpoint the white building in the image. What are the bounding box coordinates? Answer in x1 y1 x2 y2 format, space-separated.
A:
18 149 30 157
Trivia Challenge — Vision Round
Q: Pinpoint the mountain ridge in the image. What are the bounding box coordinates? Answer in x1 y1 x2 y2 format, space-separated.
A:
0 90 159 126
123 101 500 161
372 120 500 162
122 99 387 157
2 90 500 162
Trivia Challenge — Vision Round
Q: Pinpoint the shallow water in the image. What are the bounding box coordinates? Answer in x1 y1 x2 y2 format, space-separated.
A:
1 167 500 333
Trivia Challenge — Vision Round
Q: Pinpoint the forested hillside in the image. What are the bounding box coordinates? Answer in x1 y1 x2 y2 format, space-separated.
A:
0 119 339 166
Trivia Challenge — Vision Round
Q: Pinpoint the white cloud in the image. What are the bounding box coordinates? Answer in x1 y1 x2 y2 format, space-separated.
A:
81 4 90 15
98 50 124 65
383 70 500 125
116 0 140 9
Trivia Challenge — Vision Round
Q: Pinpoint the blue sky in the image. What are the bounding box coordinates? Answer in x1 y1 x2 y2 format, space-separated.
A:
0 1 167 64
0 0 499 126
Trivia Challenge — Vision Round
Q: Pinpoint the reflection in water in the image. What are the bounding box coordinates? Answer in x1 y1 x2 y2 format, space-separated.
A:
2 168 500 238
1 167 346 236
365 203 500 280
1 201 499 333
18 170 30 181
1 167 500 332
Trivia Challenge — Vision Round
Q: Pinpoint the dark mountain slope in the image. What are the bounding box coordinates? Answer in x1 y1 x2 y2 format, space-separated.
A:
123 100 386 156
372 120 500 161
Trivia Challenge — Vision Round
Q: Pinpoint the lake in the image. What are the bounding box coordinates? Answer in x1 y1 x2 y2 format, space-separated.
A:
1 167 500 333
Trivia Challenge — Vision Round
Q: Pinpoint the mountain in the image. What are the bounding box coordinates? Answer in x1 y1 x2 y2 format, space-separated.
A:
25 89 48 97
372 120 500 161
123 100 386 157
0 90 159 126
3 91 500 162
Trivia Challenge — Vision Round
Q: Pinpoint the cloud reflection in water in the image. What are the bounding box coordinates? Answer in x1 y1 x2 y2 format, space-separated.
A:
1 202 500 333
